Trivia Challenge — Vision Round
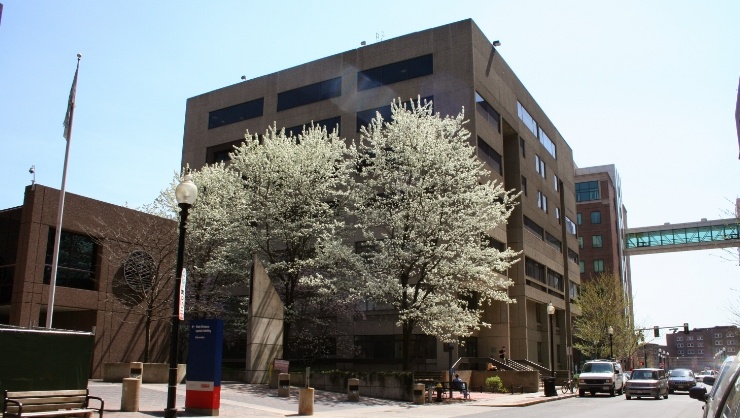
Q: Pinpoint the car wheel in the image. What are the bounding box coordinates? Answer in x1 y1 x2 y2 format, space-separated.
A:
669 389 674 394
579 389 585 397
591 391 596 396
610 387 615 397
626 395 631 400
618 386 624 395
655 393 660 400
664 391 668 399
637 396 641 399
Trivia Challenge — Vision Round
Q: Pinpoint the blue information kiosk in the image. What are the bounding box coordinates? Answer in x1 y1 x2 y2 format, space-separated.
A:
186 319 223 416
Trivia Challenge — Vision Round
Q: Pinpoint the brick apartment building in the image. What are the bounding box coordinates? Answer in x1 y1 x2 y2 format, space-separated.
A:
181 19 581 372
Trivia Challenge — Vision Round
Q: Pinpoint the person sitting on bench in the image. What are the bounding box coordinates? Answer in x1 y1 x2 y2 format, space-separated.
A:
452 374 470 399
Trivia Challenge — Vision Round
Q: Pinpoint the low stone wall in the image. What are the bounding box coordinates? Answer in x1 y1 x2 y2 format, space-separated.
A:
469 370 540 393
103 363 186 383
285 372 412 401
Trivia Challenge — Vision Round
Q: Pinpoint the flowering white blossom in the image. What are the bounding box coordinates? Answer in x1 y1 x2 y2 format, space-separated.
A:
352 98 520 370
221 123 363 356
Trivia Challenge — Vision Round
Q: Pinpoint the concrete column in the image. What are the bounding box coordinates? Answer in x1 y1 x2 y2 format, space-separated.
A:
121 378 141 412
298 387 314 415
413 383 425 404
347 378 359 402
278 373 290 397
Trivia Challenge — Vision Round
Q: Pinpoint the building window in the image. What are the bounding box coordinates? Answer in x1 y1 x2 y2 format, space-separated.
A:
698 336 704 340
475 92 500 132
555 207 560 223
715 333 723 338
523 216 544 240
579 261 585 273
728 332 736 337
578 236 583 249
537 191 548 213
547 270 563 291
575 181 600 202
688 350 694 355
477 137 502 175
678 350 684 355
285 116 342 138
357 54 433 91
535 155 546 178
357 96 433 132
577 213 582 225
44 229 97 291
728 340 736 345
590 211 602 224
521 176 528 196
277 77 341 111
698 342 704 347
568 248 579 264
687 336 694 340
545 232 562 252
520 138 526 158
687 343 694 347
517 101 538 138
677 336 684 341
553 174 559 192
525 257 546 284
538 127 557 159
208 98 264 129
698 350 704 354
677 343 684 348
593 259 604 273
565 217 576 235
569 281 579 300
716 340 723 346
592 235 603 248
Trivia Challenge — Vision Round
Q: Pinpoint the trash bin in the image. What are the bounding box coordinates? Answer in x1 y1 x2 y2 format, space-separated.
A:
348 378 360 402
542 377 557 397
278 373 290 397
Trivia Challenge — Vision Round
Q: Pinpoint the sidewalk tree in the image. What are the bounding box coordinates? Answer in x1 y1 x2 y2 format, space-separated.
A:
351 98 519 370
573 272 631 360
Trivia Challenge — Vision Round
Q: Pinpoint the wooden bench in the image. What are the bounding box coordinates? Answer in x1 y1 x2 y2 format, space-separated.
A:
3 389 104 418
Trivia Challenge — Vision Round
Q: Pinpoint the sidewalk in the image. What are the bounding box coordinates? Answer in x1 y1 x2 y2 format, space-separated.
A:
89 380 577 418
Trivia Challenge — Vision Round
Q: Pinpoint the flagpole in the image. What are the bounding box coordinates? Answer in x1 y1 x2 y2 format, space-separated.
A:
46 53 81 329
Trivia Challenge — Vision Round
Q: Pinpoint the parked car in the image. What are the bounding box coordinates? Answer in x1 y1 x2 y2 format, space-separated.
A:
668 368 697 393
578 360 624 397
624 368 668 400
624 371 632 381
689 356 739 418
696 369 718 382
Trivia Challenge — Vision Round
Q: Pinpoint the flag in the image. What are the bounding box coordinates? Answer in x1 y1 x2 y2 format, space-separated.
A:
63 54 81 141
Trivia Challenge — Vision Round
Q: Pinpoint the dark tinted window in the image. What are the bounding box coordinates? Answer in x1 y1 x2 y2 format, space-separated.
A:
208 98 264 129
285 116 341 138
357 54 433 91
44 229 97 290
477 137 502 175
356 96 433 132
277 77 342 112
475 92 501 132
576 181 600 202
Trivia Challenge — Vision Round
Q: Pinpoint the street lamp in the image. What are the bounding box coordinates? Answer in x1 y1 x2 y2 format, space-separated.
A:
608 326 614 359
165 168 197 418
547 302 555 377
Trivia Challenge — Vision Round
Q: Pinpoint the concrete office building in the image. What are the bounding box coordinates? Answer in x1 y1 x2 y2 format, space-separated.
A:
575 165 633 320
0 184 176 378
182 19 581 371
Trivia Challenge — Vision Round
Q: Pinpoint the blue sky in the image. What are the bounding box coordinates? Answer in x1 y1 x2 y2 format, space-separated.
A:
1 1 739 341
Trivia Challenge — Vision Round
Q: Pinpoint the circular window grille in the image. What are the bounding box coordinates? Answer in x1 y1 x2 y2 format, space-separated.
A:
123 250 156 293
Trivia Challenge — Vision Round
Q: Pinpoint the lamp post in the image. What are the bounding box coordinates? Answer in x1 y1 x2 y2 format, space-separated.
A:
608 326 614 359
547 302 555 377
666 352 669 370
165 168 197 418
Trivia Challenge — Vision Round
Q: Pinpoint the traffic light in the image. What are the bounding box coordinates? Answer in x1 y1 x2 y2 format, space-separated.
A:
684 323 689 334
654 326 660 337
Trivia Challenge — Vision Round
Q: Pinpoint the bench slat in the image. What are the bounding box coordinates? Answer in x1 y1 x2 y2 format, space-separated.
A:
6 396 86 405
5 390 87 398
6 402 87 412
2 408 96 417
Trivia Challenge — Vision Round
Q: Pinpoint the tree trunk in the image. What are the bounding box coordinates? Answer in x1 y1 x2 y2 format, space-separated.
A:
144 311 152 363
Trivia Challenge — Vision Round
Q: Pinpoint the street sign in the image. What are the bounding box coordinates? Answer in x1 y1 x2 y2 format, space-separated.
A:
178 269 187 320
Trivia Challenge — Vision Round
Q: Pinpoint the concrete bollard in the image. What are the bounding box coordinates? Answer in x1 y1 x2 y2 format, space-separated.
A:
121 377 141 412
428 385 434 403
278 373 290 397
413 383 425 405
348 378 360 402
298 387 314 415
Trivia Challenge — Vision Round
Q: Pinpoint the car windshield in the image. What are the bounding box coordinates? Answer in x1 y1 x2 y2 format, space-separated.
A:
583 363 614 373
671 369 691 377
632 370 658 380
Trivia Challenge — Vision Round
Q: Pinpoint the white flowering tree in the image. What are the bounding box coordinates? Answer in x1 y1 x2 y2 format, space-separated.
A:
223 123 364 358
352 98 519 370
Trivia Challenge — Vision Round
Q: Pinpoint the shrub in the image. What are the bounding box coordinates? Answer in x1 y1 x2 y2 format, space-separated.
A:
484 376 504 393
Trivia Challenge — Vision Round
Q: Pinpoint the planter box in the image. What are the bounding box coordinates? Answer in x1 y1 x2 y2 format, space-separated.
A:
103 363 186 383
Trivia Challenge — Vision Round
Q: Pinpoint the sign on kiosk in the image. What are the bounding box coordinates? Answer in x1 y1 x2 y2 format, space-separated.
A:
185 319 223 415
